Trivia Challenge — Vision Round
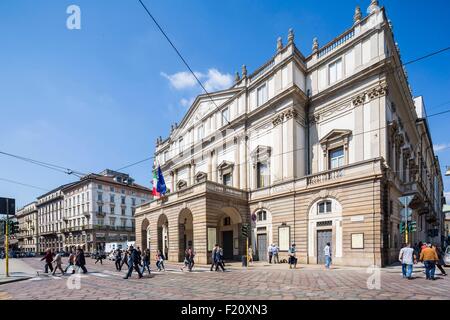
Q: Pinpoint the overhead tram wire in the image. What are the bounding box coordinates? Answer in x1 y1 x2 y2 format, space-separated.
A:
136 0 231 126
0 150 86 178
0 177 50 192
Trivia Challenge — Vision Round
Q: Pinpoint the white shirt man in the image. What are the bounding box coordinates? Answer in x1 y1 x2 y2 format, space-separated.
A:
324 243 332 269
267 244 274 263
399 243 416 279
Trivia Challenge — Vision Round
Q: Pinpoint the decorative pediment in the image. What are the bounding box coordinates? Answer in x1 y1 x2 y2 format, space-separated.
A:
319 129 352 145
217 160 234 171
195 171 207 183
176 180 187 190
250 145 272 162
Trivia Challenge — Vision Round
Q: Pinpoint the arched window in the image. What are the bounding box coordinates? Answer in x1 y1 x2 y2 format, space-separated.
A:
257 210 267 222
317 200 332 214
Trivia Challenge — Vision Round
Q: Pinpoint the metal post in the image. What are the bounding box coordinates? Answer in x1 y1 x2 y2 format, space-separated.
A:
5 199 9 277
246 237 248 268
404 197 409 244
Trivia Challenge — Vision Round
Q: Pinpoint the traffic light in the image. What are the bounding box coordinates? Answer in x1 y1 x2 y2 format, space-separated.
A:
11 221 19 234
242 224 249 238
408 221 417 232
399 222 405 234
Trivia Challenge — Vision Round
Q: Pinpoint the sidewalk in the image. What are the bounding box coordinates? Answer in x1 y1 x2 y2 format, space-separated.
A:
0 258 37 284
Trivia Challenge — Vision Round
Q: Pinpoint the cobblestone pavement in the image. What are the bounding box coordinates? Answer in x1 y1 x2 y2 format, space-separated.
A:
0 258 449 300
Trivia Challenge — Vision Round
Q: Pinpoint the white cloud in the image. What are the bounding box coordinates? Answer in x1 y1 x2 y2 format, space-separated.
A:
160 71 200 90
161 68 232 92
203 68 233 92
180 97 195 108
433 144 450 152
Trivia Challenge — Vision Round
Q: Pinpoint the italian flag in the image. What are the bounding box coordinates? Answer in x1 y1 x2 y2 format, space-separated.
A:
152 169 160 197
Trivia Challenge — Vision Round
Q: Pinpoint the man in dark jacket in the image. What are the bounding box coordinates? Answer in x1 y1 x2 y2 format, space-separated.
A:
75 247 88 273
115 249 122 271
124 246 142 279
41 248 54 273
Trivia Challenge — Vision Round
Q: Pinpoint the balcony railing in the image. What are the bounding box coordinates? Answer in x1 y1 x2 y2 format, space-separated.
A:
307 168 344 185
317 28 355 58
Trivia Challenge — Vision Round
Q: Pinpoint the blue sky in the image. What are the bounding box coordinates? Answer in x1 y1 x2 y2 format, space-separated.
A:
0 0 449 208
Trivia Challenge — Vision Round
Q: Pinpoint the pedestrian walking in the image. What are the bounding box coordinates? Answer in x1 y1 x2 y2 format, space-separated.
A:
123 246 143 279
114 249 122 271
52 252 65 276
75 247 88 274
120 249 129 271
64 250 76 274
432 244 447 276
187 247 195 272
324 242 332 269
268 244 274 264
41 248 54 273
156 250 165 271
399 243 416 279
420 243 438 280
210 244 219 271
136 246 143 267
272 244 279 264
94 250 104 265
181 248 190 272
216 246 226 271
248 246 254 265
288 243 297 269
141 248 151 276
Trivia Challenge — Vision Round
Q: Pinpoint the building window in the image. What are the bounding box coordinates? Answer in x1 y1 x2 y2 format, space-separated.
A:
329 59 342 84
223 173 232 186
224 217 231 226
110 206 115 214
97 192 103 202
257 83 268 106
98 184 102 190
256 161 270 188
257 210 267 222
197 125 204 141
221 107 229 127
131 198 136 206
110 194 115 203
121 196 126 205
179 137 184 155
121 208 126 216
318 201 332 214
98 205 103 214
329 147 344 169
164 151 169 162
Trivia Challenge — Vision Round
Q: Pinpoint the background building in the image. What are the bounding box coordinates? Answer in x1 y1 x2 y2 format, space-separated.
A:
136 1 443 266
16 201 38 253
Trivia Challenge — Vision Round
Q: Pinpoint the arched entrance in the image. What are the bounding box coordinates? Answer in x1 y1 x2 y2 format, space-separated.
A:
141 218 150 251
217 207 243 260
157 214 169 260
178 209 193 261
308 197 343 264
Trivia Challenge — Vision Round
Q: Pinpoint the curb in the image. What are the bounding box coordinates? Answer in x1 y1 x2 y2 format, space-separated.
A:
0 276 32 285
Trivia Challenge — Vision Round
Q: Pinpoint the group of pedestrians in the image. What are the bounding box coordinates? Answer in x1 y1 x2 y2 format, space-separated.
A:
40 247 88 276
399 242 447 280
111 246 167 279
211 244 225 271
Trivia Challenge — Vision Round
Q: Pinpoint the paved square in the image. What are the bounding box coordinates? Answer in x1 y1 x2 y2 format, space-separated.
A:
0 258 449 300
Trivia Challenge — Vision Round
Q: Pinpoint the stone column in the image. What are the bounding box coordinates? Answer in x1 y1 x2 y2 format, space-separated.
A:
211 150 217 183
170 171 175 193
190 161 195 186
272 115 284 182
208 151 212 181
233 137 240 188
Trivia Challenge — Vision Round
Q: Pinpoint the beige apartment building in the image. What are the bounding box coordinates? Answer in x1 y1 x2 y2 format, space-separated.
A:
16 202 39 252
135 1 445 266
